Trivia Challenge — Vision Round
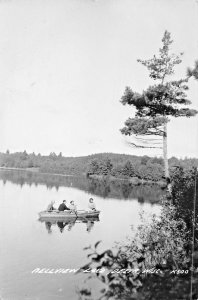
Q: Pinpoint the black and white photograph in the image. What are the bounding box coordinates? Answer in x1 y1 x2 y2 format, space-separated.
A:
0 0 198 299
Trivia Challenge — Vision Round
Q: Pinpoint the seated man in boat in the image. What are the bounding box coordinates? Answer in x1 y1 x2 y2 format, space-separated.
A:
88 198 96 211
46 200 56 211
68 200 77 211
58 200 70 211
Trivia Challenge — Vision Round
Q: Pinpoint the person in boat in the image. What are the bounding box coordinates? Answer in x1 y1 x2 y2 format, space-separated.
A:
68 200 77 211
46 200 56 212
88 198 96 211
58 200 70 211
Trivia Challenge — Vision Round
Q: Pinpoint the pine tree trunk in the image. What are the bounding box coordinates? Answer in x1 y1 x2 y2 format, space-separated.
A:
163 122 172 194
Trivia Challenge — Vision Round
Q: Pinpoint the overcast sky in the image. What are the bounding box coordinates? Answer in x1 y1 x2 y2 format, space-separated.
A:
0 0 198 158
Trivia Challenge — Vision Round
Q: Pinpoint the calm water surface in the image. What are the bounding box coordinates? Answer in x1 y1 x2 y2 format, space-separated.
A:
0 171 162 300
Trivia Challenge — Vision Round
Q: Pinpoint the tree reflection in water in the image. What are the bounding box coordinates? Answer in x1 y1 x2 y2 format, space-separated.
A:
0 170 165 203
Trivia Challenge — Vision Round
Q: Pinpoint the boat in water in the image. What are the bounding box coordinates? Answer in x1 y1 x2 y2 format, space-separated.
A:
38 210 100 221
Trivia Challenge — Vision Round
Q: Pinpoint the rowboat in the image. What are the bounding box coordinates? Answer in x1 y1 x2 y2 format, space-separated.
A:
38 210 100 221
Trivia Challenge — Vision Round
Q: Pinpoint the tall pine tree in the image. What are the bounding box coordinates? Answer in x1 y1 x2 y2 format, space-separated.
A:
120 31 197 190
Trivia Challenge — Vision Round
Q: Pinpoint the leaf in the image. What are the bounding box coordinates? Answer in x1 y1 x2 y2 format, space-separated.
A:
101 275 106 283
95 240 102 249
92 252 106 262
137 257 145 264
77 263 91 273
87 253 95 258
83 245 91 250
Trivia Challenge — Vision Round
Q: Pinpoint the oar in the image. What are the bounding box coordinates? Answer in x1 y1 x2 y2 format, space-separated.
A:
71 209 78 219
73 210 88 222
77 212 89 222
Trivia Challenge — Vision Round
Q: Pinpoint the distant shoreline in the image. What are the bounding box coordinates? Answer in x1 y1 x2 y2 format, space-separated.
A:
1 152 197 186
0 166 40 172
0 167 75 177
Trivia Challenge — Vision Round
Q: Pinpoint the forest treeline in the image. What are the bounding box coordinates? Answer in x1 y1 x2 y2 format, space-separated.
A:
0 151 197 182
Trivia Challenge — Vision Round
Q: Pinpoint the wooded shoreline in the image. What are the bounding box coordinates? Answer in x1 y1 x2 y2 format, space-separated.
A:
87 174 167 187
0 151 197 186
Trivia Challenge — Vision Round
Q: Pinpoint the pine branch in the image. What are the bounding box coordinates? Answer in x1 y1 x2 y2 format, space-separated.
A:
126 141 162 149
135 136 162 144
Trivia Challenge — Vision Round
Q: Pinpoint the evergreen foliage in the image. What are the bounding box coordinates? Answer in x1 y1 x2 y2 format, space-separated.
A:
0 151 198 182
120 31 198 182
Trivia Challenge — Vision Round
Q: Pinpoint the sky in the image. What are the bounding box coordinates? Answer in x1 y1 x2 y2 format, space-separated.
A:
0 0 198 158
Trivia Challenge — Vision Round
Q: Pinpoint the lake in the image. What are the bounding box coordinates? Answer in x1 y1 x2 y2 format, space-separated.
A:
0 170 162 300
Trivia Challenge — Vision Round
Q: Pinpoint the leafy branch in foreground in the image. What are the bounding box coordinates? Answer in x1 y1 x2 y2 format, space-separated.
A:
77 200 197 299
77 168 198 300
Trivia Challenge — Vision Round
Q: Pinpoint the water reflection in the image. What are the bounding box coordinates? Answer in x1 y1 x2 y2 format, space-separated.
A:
0 170 164 203
0 169 161 300
39 216 100 234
